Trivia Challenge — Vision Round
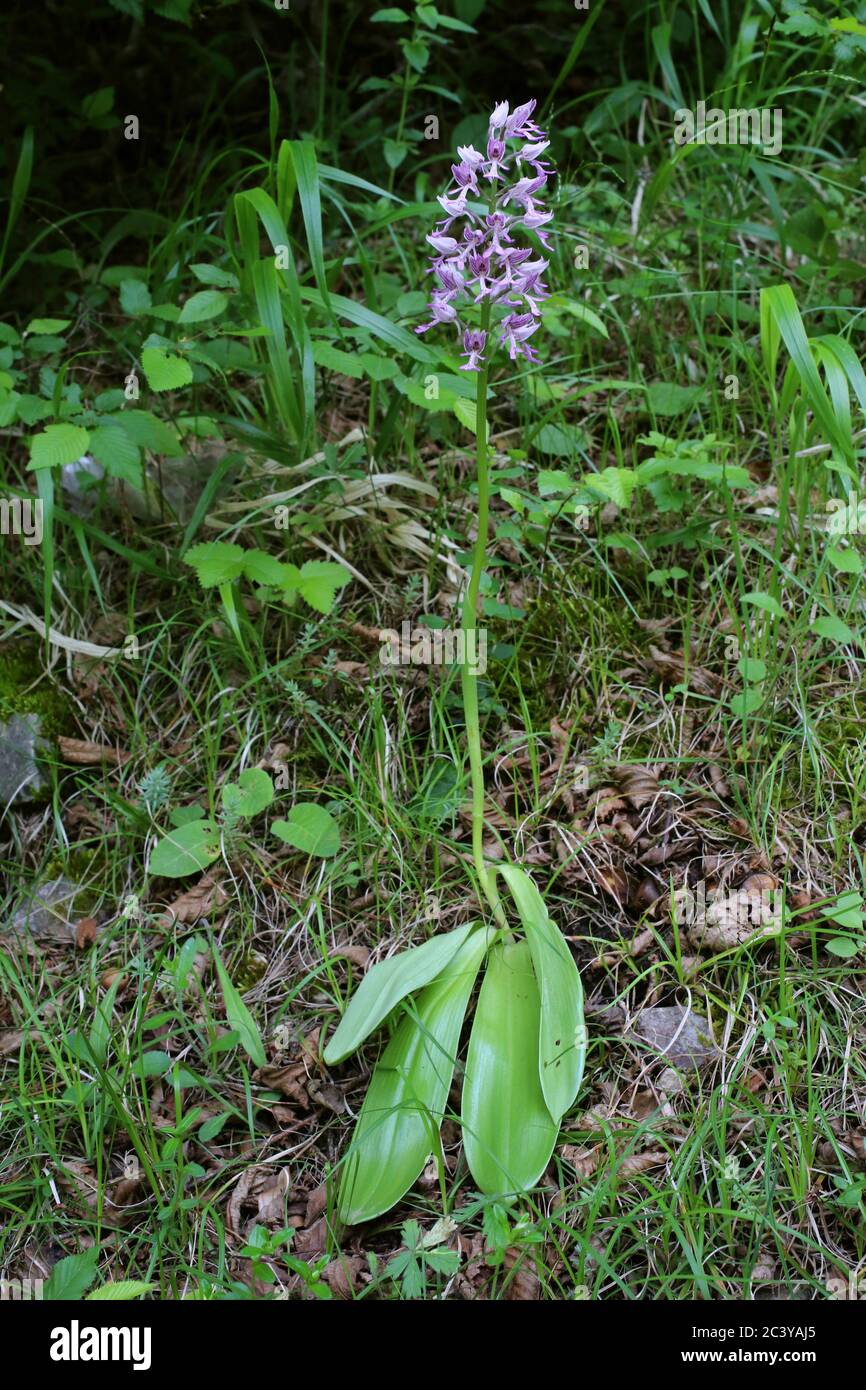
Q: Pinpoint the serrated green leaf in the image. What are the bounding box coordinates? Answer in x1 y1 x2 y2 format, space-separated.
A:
120 279 152 315
272 803 340 858
88 422 142 484
324 921 478 1064
28 423 90 470
337 928 489 1224
178 289 229 324
190 263 239 289
116 408 181 455
241 549 291 587
498 864 585 1120
462 940 558 1195
582 466 636 509
141 346 193 392
360 353 398 382
149 819 220 877
44 1249 99 1300
213 947 267 1069
313 342 365 377
184 541 246 588
297 560 352 614
86 1281 155 1301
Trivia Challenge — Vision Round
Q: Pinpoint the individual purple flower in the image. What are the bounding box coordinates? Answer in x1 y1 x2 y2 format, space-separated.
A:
415 98 553 370
461 329 487 372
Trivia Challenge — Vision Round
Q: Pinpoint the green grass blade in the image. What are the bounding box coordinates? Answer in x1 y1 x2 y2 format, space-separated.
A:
462 939 558 1196
288 140 332 314
0 125 34 276
338 928 489 1224
760 284 853 463
298 285 438 364
252 258 303 441
212 946 267 1070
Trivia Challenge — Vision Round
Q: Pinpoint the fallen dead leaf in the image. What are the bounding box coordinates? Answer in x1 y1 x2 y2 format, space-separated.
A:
160 870 228 925
322 1255 366 1298
503 1247 540 1300
75 917 98 949
227 1166 292 1240
331 943 371 970
688 885 782 952
57 736 129 766
618 1151 669 1176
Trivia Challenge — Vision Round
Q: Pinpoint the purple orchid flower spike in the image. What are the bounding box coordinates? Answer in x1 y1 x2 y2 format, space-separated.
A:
416 98 553 371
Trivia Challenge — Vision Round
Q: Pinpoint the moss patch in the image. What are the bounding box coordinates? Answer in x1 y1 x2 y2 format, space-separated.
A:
0 643 78 740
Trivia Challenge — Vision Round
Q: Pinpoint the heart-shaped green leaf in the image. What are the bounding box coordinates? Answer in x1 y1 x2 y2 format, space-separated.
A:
141 346 193 392
221 768 274 819
272 803 340 858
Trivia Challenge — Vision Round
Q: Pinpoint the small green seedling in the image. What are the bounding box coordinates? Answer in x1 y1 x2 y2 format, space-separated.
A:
184 541 351 653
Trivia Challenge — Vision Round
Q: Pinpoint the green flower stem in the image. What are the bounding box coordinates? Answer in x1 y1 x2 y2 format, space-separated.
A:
460 301 505 927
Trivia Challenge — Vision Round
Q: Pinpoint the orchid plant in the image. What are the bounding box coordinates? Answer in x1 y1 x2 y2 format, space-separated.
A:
324 100 586 1225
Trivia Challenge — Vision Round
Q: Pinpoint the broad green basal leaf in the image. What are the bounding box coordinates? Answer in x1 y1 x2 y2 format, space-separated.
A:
498 863 585 1119
462 939 558 1196
324 920 479 1065
338 927 489 1224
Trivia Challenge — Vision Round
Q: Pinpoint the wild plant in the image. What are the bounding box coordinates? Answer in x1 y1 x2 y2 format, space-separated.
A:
324 100 586 1223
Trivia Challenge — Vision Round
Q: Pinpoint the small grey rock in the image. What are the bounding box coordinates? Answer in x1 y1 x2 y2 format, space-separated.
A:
0 712 49 806
7 878 80 943
631 1004 719 1069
